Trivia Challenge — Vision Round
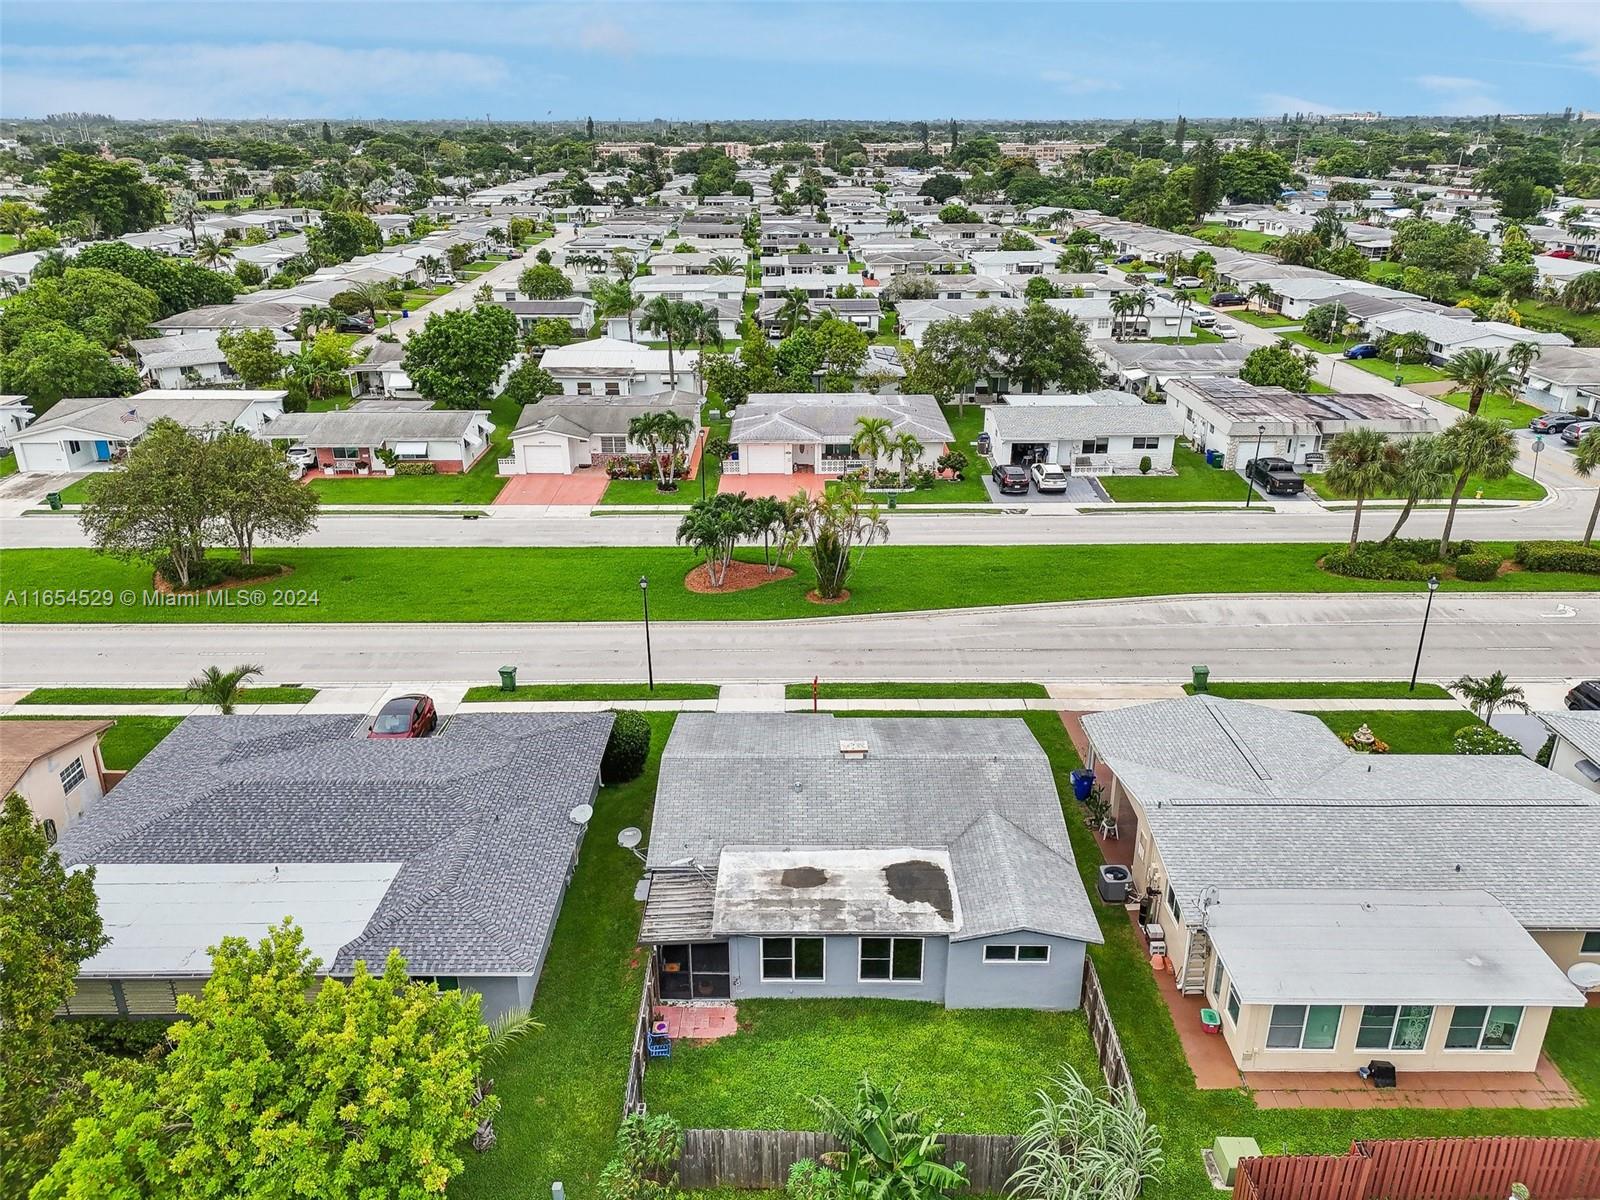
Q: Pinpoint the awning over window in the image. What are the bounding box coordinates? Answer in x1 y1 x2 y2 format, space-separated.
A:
393 442 428 456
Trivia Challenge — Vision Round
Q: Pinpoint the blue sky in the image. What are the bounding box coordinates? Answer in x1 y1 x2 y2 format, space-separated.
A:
1 1 1596 123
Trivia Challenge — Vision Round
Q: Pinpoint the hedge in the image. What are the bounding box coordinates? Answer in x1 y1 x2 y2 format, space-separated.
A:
394 462 438 476
1453 552 1503 581
602 709 651 783
1514 540 1600 575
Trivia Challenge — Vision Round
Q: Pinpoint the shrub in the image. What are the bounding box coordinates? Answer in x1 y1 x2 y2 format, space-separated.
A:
1515 540 1600 575
1453 724 1525 756
155 556 282 590
61 1016 175 1059
788 1159 841 1200
1321 546 1435 582
602 709 651 783
1139 455 1152 475
598 1112 682 1200
1453 552 1503 581
394 461 437 476
1536 733 1556 768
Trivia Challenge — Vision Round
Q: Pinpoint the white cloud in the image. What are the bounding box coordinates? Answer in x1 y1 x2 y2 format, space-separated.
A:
1040 69 1119 95
1462 0 1600 74
1260 93 1342 117
1412 72 1501 116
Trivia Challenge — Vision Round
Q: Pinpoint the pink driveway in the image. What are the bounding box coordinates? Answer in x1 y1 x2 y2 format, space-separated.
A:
718 472 828 500
493 472 611 505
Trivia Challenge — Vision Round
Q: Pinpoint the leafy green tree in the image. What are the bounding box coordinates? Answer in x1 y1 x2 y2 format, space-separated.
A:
1187 137 1222 219
1317 244 1370 281
306 210 381 264
187 662 265 713
1024 276 1061 301
21 225 61 251
234 260 265 287
812 1076 967 1200
208 427 319 563
500 359 560 406
937 202 982 225
1217 148 1295 204
1324 428 1399 549
402 304 519 409
1436 415 1516 558
1444 347 1517 417
699 349 749 405
74 242 236 317
42 152 167 235
1273 231 1322 267
0 198 41 236
1392 218 1490 288
78 419 210 588
217 328 287 387
918 174 963 203
519 263 574 299
1240 339 1315 391
36 921 493 1200
0 792 111 1199
0 322 140 411
286 330 356 403
0 267 160 352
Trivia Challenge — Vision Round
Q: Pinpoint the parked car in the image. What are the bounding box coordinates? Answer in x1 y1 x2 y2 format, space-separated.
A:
1561 420 1599 445
1174 275 1204 289
1566 680 1600 711
1209 291 1246 307
1030 462 1070 493
368 694 438 739
1114 253 1138 264
991 463 1030 494
1216 325 1241 340
1547 249 1577 260
284 445 316 468
1093 264 1109 275
1193 312 1217 328
1149 272 1168 284
1246 455 1305 496
1343 343 1380 359
1529 412 1583 434
337 314 376 334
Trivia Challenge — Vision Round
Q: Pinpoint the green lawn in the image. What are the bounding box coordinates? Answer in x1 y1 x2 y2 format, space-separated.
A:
1193 225 1279 253
1310 709 1488 754
18 686 317 705
784 681 1050 700
1516 299 1600 348
1149 329 1225 345
1346 357 1449 385
1184 680 1452 699
1305 467 1545 502
449 714 675 1200
6 541 1594 626
600 413 729 506
1 715 182 770
1436 390 1545 427
0 452 17 478
307 395 515 505
461 683 718 702
1281 330 1353 356
1101 444 1251 503
648 999 1101 1133
888 401 993 505
1225 308 1299 329
0 233 19 253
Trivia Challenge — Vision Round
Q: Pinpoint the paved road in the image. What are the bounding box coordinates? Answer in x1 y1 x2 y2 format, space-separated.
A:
5 592 1595 686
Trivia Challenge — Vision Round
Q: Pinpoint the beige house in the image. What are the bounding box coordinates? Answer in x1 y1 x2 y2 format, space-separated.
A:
1537 710 1600 796
2 720 112 843
1080 696 1594 1076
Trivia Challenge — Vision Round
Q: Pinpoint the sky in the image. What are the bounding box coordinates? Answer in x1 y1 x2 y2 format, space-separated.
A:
1 0 1597 124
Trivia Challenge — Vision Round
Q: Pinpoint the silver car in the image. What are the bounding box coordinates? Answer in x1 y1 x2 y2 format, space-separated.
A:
1030 462 1070 493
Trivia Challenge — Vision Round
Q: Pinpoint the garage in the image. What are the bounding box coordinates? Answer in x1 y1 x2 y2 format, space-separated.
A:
1008 440 1050 466
516 439 578 475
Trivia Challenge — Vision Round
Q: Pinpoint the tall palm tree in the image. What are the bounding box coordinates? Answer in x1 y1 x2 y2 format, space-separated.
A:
1436 415 1516 559
627 412 664 481
170 188 200 250
775 288 812 337
641 296 689 387
1573 427 1600 547
1504 341 1541 383
681 304 725 392
1324 428 1399 549
1381 434 1452 543
1247 282 1275 314
1109 291 1139 341
1383 331 1429 365
187 663 265 715
1444 347 1518 417
1448 670 1531 721
346 279 394 324
654 410 696 488
707 254 741 276
595 278 641 342
851 415 894 473
890 432 925 488
192 234 234 269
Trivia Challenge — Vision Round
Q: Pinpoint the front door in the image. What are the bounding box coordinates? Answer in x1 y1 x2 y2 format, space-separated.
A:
94 441 112 462
658 942 731 1000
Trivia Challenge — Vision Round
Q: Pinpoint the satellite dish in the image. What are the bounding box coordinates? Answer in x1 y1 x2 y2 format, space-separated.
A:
568 803 594 826
1568 962 1600 993
617 826 643 850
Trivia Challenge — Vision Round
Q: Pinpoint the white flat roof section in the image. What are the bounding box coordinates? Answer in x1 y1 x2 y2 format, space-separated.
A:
1206 888 1586 1009
79 862 402 976
713 847 961 936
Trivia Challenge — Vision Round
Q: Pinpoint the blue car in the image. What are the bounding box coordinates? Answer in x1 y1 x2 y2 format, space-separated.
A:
1343 343 1379 359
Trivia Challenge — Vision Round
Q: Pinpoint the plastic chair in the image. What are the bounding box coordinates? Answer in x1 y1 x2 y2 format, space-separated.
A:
646 1031 672 1058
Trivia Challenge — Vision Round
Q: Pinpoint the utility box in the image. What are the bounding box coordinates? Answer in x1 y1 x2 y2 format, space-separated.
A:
1191 664 1210 693
1212 1137 1260 1188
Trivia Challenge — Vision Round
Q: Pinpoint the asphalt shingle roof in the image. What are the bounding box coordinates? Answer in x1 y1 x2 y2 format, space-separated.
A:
731 393 952 445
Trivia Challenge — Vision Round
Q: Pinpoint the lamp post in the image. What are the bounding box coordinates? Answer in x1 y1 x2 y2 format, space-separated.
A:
1393 346 1404 388
639 575 654 692
1243 423 1266 509
1408 574 1440 692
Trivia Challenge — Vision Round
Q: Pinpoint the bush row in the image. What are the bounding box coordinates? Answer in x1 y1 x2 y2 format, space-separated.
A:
1515 541 1600 575
156 557 285 590
393 462 437 476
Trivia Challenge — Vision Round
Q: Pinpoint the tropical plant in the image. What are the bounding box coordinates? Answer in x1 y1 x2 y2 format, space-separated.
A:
642 296 695 387
1381 330 1431 365
676 492 755 587
811 1076 967 1200
1448 670 1530 721
1562 270 1600 315
654 410 696 488
1435 415 1516 559
708 254 741 275
790 480 889 599
1443 347 1518 417
598 1112 683 1200
851 415 895 470
186 662 265 714
1573 426 1600 547
1381 434 1453 542
1009 1065 1163 1200
775 287 812 337
628 412 665 481
890 431 925 488
749 495 795 575
191 234 233 269
1108 291 1139 341
595 278 642 342
470 1007 538 1151
346 278 397 324
681 305 726 391
1504 341 1541 382
1324 428 1399 549
1246 281 1275 313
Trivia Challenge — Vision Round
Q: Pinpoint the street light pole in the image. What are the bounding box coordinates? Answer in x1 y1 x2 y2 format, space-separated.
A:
1243 423 1266 509
1393 347 1404 388
639 575 654 692
1408 574 1440 692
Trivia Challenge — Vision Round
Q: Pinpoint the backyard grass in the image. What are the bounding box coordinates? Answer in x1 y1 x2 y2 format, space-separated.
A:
1346 356 1449 385
18 686 317 705
1436 389 1545 427
1 715 182 770
1224 308 1299 329
307 395 515 504
461 683 718 701
1150 329 1225 345
1516 299 1600 348
1193 225 1279 253
5 540 1594 626
1183 680 1452 699
0 233 19 253
0 452 16 477
1101 444 1251 504
890 401 993 505
1310 708 1487 754
784 681 1049 700
1280 330 1353 356
448 713 675 1200
647 998 1101 1133
1304 467 1545 502
600 414 730 505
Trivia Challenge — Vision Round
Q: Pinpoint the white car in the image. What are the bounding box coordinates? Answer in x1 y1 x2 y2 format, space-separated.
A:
1216 325 1241 340
285 445 316 468
1174 275 1204 288
1029 462 1070 493
1193 312 1217 328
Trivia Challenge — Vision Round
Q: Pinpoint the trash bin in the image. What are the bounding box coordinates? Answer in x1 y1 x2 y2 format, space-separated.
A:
1070 768 1096 801
46 492 63 511
498 666 517 693
1192 665 1210 693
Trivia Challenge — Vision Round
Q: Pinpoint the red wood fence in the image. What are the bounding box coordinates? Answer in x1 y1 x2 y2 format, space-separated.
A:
1234 1137 1600 1200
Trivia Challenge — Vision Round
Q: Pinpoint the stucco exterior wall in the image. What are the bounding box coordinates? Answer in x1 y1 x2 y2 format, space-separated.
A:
1533 928 1599 973
17 733 107 838
943 934 1086 1010
728 934 949 1002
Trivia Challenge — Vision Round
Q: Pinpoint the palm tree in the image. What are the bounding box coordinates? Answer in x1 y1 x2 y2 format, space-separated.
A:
1562 270 1600 315
641 296 693 388
170 188 200 249
707 254 741 276
1504 341 1541 383
1444 347 1517 417
1448 671 1531 722
1109 291 1139 342
296 306 342 339
192 234 234 269
627 411 664 482
890 432 924 488
347 279 395 325
187 663 265 714
851 415 894 474
654 410 696 488
675 493 755 587
1573 427 1600 547
1436 415 1516 559
1324 428 1399 550
748 495 793 575
470 1008 538 1152
681 305 725 392
775 288 812 338
1247 282 1275 314
594 278 641 342
1381 434 1452 542
1384 330 1430 365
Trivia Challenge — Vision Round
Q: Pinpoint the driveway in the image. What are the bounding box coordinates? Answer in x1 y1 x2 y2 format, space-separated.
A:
0 470 79 502
493 472 610 505
982 475 1105 504
720 473 827 500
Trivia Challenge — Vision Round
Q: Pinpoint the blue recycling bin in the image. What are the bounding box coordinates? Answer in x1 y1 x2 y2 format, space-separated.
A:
1071 769 1096 801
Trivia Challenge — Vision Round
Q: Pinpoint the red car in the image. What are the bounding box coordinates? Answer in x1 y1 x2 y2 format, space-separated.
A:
368 694 438 739
1546 249 1576 259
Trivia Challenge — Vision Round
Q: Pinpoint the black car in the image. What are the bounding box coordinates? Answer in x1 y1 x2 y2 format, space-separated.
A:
1210 291 1246 307
1529 412 1582 434
337 314 376 334
1246 455 1305 496
992 463 1030 495
1566 680 1600 711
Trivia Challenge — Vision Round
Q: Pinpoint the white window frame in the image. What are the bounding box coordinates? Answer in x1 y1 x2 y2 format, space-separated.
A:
1210 955 1224 1001
1356 1004 1434 1052
1444 1004 1523 1052
1265 1003 1342 1051
597 435 627 455
858 936 923 984
760 936 825 983
982 944 1051 965
1225 986 1241 1026
59 756 86 794
1132 436 1160 450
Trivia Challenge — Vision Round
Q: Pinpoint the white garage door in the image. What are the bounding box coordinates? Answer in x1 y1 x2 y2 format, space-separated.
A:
15 441 67 473
519 441 574 474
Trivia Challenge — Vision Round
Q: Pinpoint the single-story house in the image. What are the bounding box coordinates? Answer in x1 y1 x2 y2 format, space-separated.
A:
926 223 1006 249
1095 342 1251 398
151 301 309 337
1165 376 1437 469
758 222 833 252
539 337 700 395
1080 696 1594 1074
678 220 745 241
759 252 849 277
260 408 494 474
506 390 701 475
347 341 417 399
859 245 967 279
1536 711 1600 796
896 297 1027 347
758 271 866 300
651 250 750 275
1523 346 1600 415
0 393 34 449
639 715 1101 1009
9 390 287 474
496 297 598 335
2 719 112 845
602 297 740 343
983 391 1181 475
1533 254 1598 295
729 392 951 476
131 331 298 390
631 273 748 305
53 712 614 1023
1046 295 1193 342
755 296 882 338
1365 311 1571 366
1008 273 1139 299
970 248 1058 276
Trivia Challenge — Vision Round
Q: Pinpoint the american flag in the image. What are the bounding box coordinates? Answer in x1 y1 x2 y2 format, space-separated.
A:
120 408 139 423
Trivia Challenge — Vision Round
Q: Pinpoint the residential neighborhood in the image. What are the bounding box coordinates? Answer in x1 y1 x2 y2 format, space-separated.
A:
2 5 1600 1200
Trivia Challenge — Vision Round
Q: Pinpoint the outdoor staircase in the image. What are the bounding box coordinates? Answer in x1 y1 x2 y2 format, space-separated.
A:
1179 926 1212 996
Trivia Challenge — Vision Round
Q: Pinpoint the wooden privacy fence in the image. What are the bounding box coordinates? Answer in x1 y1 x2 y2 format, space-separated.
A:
678 1128 1026 1194
1234 1137 1600 1200
1080 957 1136 1103
622 963 659 1117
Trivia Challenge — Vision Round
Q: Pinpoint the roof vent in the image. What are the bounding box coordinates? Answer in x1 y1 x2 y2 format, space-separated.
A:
839 739 869 760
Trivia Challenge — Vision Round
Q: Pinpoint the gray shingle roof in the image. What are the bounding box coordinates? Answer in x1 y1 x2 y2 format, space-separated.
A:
1538 710 1600 762
262 409 489 444
986 398 1181 441
55 713 613 976
644 715 1100 943
731 393 952 445
511 390 701 439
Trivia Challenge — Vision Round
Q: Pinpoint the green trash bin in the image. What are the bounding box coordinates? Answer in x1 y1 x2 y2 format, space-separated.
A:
498 666 517 693
1191 665 1209 693
46 491 63 511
